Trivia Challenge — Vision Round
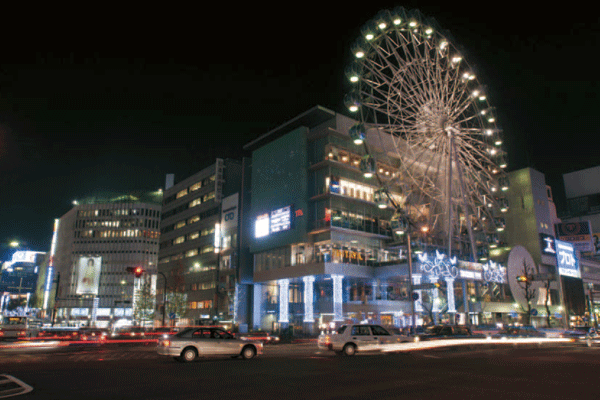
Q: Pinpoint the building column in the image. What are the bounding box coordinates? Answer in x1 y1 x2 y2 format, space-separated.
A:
332 274 344 321
372 279 379 301
278 279 289 324
252 284 263 330
413 274 423 312
303 276 315 323
446 277 456 313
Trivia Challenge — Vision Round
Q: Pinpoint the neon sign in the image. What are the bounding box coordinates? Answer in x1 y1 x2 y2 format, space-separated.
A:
482 260 506 284
418 250 458 279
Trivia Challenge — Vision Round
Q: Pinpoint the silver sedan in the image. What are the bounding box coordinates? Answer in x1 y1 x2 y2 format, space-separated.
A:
158 327 263 362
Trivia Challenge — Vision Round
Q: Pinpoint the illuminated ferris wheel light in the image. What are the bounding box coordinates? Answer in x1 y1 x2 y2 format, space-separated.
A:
345 7 510 260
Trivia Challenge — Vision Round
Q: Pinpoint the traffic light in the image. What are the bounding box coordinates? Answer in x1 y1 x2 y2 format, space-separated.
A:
516 275 528 282
126 266 145 278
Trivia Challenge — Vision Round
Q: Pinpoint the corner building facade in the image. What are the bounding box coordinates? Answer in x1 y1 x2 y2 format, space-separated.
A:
53 193 162 327
244 106 489 333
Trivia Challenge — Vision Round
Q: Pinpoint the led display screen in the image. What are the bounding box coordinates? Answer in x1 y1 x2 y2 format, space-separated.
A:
270 206 292 233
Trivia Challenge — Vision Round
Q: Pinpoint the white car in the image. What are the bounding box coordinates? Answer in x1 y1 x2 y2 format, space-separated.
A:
158 327 263 362
318 324 412 356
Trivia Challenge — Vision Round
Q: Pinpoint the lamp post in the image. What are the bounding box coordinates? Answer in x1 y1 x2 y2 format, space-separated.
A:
407 233 416 334
588 282 597 329
157 271 167 327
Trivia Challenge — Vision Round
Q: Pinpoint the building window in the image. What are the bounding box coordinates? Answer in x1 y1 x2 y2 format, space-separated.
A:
189 198 202 208
188 232 200 240
174 236 185 245
188 215 200 225
190 182 202 192
176 189 188 199
186 249 198 258
175 220 186 229
202 192 215 202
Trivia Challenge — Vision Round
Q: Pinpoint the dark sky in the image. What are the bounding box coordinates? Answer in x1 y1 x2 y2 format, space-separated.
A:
1 3 598 253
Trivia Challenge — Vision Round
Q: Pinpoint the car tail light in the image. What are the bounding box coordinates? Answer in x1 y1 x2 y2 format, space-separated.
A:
324 336 331 345
19 331 26 336
161 340 171 347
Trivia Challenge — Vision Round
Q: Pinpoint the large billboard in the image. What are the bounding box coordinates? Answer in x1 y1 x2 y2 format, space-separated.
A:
555 221 593 253
555 240 580 278
76 256 102 295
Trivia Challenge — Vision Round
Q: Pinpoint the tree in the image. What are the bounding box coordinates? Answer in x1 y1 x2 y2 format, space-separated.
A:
420 285 447 325
516 260 536 325
133 278 155 327
165 260 187 326
166 292 187 326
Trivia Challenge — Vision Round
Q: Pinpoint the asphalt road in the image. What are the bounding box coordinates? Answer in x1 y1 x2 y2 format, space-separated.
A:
2 343 599 400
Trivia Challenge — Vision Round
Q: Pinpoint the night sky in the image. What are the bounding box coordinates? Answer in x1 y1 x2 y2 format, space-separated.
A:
1 3 598 253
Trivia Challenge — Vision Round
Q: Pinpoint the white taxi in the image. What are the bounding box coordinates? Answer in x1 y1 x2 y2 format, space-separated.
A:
318 324 412 356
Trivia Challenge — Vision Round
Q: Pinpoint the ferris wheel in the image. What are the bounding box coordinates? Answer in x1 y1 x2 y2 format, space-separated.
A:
344 7 510 260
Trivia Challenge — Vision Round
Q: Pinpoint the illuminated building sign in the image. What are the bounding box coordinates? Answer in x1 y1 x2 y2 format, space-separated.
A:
540 233 556 256
555 221 593 253
11 251 44 264
254 205 295 239
555 239 580 278
270 206 292 233
255 213 270 238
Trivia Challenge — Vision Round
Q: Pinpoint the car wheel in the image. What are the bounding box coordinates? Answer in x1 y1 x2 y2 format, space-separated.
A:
241 345 256 360
343 343 356 357
181 347 197 363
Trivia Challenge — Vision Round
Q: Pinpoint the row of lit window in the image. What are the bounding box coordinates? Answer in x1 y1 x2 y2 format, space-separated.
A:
190 282 216 291
77 229 159 239
175 175 216 200
184 245 215 258
326 176 402 205
326 146 396 177
189 300 213 309
189 191 216 208
161 207 220 234
77 219 158 229
173 227 215 245
78 208 159 218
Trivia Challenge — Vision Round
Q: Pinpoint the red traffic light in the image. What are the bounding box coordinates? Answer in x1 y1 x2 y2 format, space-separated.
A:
126 266 145 277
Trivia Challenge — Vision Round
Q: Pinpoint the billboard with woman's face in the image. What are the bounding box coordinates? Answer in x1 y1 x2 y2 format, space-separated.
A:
76 257 102 295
